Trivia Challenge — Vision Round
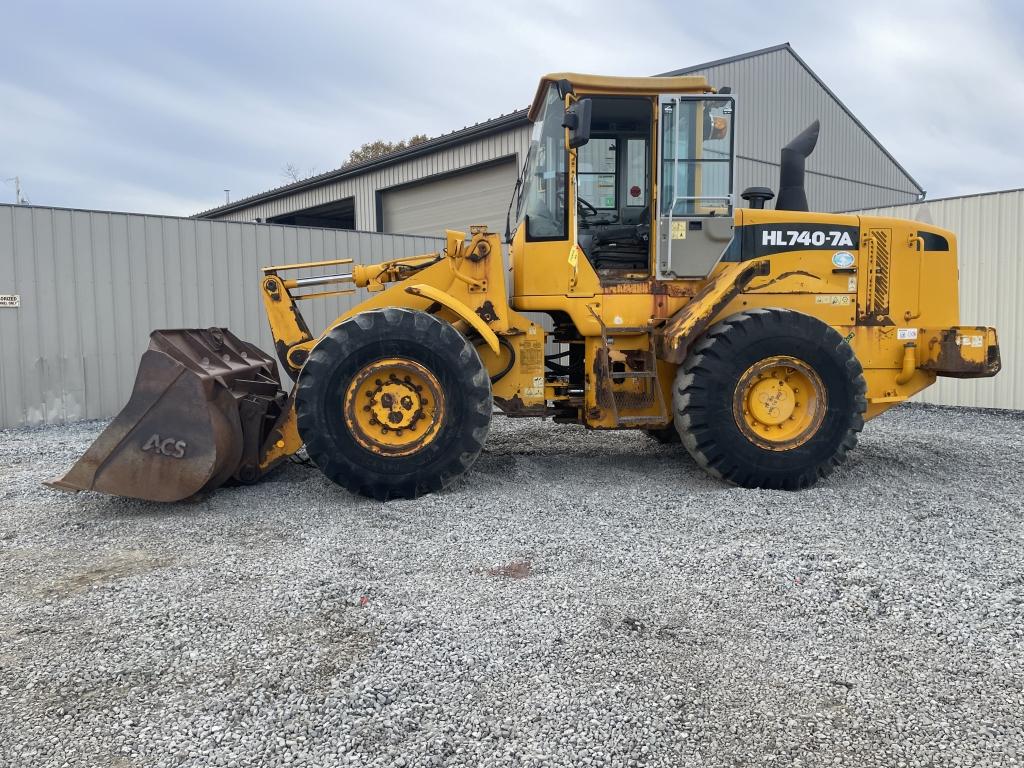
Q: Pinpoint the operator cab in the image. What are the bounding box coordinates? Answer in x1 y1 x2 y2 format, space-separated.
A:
509 75 737 284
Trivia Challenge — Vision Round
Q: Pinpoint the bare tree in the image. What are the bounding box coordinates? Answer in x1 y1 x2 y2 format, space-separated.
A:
281 163 302 183
281 164 321 184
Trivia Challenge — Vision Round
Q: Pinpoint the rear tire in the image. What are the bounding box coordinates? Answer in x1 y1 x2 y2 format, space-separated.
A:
296 308 492 500
675 308 866 490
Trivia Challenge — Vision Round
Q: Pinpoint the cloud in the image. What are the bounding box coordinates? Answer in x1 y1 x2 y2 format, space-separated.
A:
3 0 1022 214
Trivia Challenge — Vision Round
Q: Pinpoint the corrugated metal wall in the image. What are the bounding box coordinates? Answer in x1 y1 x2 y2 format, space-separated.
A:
684 48 922 211
858 190 1022 410
0 204 443 428
215 127 533 231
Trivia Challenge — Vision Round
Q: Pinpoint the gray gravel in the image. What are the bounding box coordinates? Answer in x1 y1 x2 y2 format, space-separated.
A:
1 403 1022 768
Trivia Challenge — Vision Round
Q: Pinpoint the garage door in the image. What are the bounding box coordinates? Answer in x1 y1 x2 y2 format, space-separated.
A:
381 160 518 237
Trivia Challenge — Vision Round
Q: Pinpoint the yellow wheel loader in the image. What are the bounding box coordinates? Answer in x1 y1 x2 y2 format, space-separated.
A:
48 73 1001 501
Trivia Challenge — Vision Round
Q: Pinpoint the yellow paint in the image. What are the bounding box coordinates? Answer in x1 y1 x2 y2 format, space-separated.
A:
343 358 444 457
403 284 499 355
248 71 998 469
258 398 302 471
734 357 825 450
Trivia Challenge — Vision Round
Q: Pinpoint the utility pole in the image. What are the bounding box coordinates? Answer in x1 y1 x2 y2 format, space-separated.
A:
5 176 25 204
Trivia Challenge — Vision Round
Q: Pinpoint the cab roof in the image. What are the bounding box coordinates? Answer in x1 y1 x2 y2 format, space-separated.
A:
529 72 713 120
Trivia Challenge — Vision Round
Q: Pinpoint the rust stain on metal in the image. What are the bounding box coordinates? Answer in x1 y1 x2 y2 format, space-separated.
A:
493 395 548 417
656 260 770 363
601 279 698 297
857 313 896 328
921 329 1002 378
747 270 820 291
592 345 613 410
46 329 285 502
475 300 499 323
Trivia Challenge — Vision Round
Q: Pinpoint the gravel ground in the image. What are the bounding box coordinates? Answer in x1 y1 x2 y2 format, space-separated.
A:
1 403 1022 768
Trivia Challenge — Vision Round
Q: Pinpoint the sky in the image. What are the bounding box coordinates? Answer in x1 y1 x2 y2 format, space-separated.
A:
3 0 1023 216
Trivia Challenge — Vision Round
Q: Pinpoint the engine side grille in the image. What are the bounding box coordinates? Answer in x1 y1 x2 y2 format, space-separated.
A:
863 228 892 323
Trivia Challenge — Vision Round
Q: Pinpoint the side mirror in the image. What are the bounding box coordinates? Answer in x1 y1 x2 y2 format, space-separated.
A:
703 109 729 141
562 98 592 149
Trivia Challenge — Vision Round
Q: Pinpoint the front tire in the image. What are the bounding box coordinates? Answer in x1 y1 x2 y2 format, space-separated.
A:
675 308 866 490
296 308 492 500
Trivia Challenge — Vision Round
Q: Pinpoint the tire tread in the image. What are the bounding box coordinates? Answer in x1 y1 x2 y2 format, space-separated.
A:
674 308 866 490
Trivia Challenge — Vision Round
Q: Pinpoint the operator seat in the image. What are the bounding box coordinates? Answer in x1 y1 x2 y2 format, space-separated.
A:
587 205 650 270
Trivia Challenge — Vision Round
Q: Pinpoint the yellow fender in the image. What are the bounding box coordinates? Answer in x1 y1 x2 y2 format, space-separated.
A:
403 284 500 355
655 259 770 363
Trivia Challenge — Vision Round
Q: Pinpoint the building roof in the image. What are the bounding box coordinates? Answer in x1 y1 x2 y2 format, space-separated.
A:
195 109 530 218
197 43 922 218
660 43 924 195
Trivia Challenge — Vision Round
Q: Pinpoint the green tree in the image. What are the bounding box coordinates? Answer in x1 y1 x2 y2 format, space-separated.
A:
344 134 429 167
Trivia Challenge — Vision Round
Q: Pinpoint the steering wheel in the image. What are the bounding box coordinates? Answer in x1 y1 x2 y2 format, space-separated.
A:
577 196 598 218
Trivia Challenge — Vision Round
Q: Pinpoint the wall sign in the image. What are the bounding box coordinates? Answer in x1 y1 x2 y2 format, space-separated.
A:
0 295 19 308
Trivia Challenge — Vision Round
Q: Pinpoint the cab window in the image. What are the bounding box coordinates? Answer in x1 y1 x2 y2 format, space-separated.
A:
573 96 653 273
518 85 568 240
578 140 617 210
659 97 734 217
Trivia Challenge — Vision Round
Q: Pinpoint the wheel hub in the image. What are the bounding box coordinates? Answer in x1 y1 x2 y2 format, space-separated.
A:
733 356 826 451
747 377 797 425
368 378 423 430
343 358 445 456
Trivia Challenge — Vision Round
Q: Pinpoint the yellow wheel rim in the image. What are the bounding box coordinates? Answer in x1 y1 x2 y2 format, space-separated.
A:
343 358 445 457
733 355 826 451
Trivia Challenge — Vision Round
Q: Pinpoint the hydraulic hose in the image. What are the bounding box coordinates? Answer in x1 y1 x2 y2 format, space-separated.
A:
475 336 516 383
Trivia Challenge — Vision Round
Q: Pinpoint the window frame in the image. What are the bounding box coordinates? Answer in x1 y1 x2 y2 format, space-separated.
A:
657 95 736 218
523 85 570 243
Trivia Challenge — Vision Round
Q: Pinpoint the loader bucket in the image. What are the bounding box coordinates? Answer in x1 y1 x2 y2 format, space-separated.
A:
46 329 286 502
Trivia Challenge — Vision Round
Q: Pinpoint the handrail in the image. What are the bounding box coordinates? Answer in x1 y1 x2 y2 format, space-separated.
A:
262 257 353 273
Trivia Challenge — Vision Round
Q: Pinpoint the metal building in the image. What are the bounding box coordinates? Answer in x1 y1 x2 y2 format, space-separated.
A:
198 44 924 234
858 189 1023 411
0 203 442 428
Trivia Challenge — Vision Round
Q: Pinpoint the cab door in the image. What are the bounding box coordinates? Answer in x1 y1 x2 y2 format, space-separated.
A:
655 94 737 279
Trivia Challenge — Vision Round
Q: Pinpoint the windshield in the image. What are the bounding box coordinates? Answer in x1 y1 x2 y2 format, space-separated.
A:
513 84 567 239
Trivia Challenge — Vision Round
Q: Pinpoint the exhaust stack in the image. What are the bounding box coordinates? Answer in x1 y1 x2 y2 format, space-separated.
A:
775 120 820 212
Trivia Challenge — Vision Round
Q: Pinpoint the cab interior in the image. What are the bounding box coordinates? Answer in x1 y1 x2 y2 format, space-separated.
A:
575 96 653 275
